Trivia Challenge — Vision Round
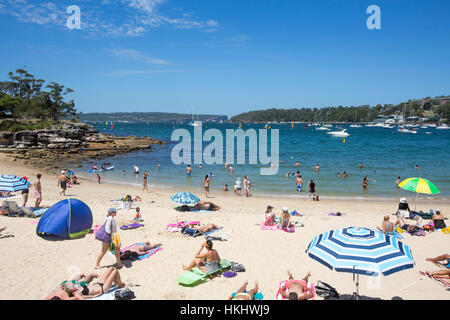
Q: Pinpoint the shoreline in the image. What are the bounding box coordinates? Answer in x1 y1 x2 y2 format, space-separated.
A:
74 170 448 204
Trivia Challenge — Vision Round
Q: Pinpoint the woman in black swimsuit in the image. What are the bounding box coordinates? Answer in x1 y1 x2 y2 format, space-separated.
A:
66 267 124 299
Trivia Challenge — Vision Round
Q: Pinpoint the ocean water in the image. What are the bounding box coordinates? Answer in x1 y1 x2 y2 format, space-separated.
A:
74 122 450 199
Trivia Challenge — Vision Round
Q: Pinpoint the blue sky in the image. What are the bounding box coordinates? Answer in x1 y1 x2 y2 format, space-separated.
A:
0 0 449 117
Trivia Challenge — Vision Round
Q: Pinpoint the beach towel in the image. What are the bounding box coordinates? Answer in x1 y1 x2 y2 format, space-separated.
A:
120 223 144 230
28 208 47 217
167 221 200 228
230 291 264 300
419 272 450 289
190 210 213 213
276 280 315 300
177 259 231 287
291 210 303 216
261 222 281 231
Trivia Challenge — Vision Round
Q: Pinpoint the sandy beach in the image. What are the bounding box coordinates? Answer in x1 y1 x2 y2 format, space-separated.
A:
0 154 449 300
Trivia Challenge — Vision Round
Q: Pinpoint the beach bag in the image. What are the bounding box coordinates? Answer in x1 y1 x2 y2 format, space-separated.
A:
114 288 135 300
231 262 245 272
94 223 111 243
315 281 339 299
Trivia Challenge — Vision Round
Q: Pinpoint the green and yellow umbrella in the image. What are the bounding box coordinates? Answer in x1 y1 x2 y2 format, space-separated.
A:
398 177 440 210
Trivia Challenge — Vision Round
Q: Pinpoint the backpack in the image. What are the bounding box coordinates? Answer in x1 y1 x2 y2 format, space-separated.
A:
315 281 339 299
114 288 135 300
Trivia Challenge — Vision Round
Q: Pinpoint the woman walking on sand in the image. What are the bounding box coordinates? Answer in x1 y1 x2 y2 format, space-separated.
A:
95 208 123 269
203 175 211 198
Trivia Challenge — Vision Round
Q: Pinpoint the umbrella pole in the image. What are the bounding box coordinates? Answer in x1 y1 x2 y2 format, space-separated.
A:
415 192 418 212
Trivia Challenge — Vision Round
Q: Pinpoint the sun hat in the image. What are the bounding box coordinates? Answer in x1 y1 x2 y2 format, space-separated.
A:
282 207 288 212
108 208 117 214
267 205 274 209
61 170 65 174
400 197 406 203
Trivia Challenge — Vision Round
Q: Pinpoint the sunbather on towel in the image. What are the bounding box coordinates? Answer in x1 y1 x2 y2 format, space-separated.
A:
182 240 221 274
186 223 221 234
426 254 450 268
280 270 314 300
193 201 220 211
0 227 6 233
126 241 162 256
395 217 420 233
45 267 126 300
228 281 259 300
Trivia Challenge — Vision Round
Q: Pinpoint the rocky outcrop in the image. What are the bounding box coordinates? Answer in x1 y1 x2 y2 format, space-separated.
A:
0 121 165 171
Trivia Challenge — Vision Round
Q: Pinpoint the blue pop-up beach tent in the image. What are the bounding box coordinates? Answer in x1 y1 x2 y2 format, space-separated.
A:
36 199 93 239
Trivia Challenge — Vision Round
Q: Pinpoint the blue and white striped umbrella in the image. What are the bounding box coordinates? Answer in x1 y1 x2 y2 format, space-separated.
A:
170 192 200 205
0 174 31 192
305 227 415 276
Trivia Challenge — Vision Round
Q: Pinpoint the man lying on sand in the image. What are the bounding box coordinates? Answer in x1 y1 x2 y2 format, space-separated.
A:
182 240 220 274
280 270 314 300
45 267 126 300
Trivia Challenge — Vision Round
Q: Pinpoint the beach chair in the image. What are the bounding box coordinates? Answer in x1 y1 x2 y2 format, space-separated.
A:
177 259 231 286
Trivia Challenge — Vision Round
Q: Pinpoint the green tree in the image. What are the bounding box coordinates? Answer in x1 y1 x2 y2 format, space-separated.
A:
42 82 76 121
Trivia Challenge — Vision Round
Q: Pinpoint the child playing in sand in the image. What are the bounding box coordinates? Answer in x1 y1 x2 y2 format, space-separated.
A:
97 174 101 184
133 207 142 222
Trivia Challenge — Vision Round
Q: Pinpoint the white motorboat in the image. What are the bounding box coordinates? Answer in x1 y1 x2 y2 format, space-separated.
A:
350 124 362 128
436 124 449 130
327 129 350 137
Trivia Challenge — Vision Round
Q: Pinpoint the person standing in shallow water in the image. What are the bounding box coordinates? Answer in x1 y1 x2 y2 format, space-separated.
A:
143 171 149 192
186 165 192 177
203 175 210 198
362 176 369 190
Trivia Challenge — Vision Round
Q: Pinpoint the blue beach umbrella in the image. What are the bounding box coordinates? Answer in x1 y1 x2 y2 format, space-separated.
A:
305 227 415 298
170 192 200 205
0 174 31 193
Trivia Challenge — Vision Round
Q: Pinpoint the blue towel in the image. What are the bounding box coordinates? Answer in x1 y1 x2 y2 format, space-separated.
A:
231 291 264 300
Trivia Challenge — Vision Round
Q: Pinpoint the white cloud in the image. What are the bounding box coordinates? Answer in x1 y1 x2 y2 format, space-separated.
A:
0 0 219 37
108 48 169 65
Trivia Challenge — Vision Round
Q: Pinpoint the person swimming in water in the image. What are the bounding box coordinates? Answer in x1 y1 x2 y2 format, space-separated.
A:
186 165 192 177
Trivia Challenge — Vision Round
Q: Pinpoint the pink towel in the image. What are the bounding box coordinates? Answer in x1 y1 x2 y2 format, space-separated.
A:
261 222 281 231
167 221 200 228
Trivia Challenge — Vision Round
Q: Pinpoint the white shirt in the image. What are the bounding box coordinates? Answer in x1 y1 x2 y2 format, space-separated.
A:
105 216 117 235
